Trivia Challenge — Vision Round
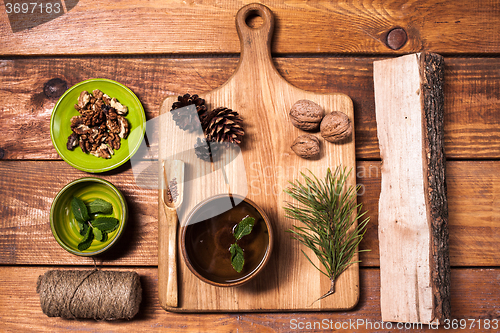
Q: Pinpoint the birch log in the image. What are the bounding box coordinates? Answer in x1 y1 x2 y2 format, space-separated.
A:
374 53 450 324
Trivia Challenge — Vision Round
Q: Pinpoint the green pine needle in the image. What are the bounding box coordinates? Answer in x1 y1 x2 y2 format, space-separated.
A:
284 166 370 303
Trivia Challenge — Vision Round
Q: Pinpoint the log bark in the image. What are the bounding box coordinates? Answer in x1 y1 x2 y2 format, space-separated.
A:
421 53 451 323
374 52 450 324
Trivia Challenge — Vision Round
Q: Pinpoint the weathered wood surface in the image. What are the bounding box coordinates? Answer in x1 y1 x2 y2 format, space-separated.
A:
374 53 449 324
1 0 499 329
1 0 500 55
0 267 497 332
1 57 499 161
1 160 499 268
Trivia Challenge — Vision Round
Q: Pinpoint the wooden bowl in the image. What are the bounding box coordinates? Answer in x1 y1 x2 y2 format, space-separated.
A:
180 194 273 287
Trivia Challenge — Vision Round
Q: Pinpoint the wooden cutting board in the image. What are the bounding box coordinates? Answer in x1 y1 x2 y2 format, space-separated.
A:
158 3 357 312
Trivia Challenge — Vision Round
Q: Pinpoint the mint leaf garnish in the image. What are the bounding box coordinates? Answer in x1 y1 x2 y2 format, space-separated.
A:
78 225 94 251
92 228 108 242
91 217 119 232
71 197 116 249
79 221 89 236
93 227 103 241
229 216 256 273
229 243 245 273
71 196 90 223
87 198 113 215
233 216 255 241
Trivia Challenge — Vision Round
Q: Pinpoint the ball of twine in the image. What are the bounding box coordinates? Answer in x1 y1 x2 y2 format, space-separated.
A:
36 269 142 320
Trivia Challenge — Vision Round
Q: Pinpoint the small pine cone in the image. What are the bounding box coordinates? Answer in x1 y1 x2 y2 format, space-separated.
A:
170 93 208 132
194 137 221 162
203 107 245 145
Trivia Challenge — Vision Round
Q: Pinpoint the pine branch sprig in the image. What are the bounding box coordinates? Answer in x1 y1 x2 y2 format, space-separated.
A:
284 166 370 303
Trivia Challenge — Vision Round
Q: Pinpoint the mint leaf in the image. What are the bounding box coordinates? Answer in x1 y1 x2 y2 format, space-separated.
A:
93 227 103 241
92 228 108 242
230 243 244 273
79 221 89 236
87 198 113 215
71 196 90 223
91 217 119 232
78 226 94 251
233 216 255 241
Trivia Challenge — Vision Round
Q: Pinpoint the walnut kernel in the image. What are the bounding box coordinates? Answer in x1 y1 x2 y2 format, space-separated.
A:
66 89 129 159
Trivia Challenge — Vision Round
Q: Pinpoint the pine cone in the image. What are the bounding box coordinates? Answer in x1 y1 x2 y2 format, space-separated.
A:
203 107 245 145
194 137 221 162
170 94 208 132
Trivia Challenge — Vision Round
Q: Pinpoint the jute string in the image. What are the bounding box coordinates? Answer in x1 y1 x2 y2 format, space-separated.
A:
36 269 142 320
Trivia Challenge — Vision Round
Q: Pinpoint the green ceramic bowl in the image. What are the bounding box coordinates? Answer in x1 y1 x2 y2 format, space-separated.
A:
50 78 146 173
50 177 128 256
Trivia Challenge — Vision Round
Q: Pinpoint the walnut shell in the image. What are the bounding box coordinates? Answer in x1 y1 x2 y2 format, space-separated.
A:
291 134 321 159
320 111 352 143
289 99 324 131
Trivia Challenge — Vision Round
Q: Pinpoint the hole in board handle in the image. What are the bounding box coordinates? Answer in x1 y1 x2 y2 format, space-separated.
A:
245 9 264 29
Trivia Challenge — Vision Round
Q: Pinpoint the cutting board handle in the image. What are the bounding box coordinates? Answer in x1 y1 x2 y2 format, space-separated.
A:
235 3 274 48
233 3 279 80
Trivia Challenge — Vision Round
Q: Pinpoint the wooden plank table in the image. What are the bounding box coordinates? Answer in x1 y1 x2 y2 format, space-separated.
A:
1 1 499 331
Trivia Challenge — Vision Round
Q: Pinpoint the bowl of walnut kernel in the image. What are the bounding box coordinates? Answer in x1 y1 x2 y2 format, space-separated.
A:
50 78 146 173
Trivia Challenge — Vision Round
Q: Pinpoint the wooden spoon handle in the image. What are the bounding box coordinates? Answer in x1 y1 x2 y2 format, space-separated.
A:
158 159 183 309
158 206 178 308
164 209 178 308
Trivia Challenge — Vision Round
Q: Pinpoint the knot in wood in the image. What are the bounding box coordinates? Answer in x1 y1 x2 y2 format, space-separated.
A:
43 78 68 99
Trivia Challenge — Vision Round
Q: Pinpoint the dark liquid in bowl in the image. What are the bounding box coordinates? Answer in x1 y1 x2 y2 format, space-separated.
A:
184 197 270 284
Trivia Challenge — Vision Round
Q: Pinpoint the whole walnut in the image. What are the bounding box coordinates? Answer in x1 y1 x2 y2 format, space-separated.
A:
289 99 324 131
320 111 352 143
291 134 321 159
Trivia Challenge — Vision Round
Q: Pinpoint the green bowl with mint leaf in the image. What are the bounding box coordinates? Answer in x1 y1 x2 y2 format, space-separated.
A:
50 177 128 256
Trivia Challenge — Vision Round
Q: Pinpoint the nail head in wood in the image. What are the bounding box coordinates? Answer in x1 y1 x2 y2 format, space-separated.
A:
386 28 407 50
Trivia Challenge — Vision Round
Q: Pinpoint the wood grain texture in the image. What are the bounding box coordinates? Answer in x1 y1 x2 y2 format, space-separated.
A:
374 53 449 324
0 266 497 332
157 3 357 312
0 160 499 267
1 0 500 55
0 0 497 328
0 161 158 267
1 57 499 161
